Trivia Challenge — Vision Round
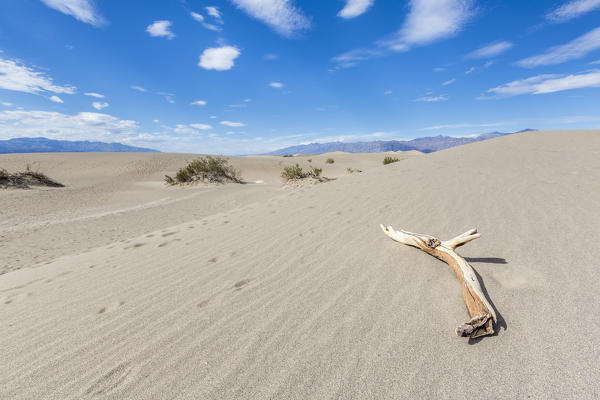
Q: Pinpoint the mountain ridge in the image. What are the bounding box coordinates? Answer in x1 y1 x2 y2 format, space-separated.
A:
267 129 537 155
0 137 159 154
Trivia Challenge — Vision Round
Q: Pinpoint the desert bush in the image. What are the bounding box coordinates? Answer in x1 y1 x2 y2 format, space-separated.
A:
281 163 305 180
281 164 324 181
165 156 242 185
346 167 362 174
325 158 335 164
307 159 312 163
383 156 400 165
282 154 293 157
0 168 63 189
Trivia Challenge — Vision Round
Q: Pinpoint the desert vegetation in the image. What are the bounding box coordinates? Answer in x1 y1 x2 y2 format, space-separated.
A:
382 156 400 165
0 166 64 189
325 158 335 164
281 164 326 181
164 156 242 185
346 167 362 174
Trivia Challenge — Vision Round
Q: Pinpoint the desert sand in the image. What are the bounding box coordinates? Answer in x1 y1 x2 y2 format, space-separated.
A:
1 130 599 399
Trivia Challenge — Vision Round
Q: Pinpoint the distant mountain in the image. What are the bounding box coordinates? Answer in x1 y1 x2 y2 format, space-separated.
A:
0 137 159 154
267 129 537 155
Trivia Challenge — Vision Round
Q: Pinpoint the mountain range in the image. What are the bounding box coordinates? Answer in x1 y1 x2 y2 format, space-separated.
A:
0 137 158 154
267 129 537 155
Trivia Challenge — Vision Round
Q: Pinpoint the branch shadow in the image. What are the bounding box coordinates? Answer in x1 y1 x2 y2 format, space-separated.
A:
465 257 507 264
466 259 508 345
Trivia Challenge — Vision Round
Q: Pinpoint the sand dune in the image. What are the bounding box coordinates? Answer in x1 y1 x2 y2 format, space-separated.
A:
1 130 599 399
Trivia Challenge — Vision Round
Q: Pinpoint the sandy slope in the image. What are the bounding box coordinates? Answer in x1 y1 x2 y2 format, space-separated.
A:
1 130 599 399
0 151 412 274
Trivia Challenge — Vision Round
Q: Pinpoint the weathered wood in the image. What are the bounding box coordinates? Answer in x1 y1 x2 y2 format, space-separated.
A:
380 225 497 338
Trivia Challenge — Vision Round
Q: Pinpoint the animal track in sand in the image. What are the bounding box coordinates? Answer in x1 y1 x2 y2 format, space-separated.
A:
83 361 133 397
98 300 125 314
233 279 251 290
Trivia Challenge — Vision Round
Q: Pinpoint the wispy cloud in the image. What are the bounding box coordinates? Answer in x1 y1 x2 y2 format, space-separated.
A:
84 92 104 98
414 94 449 102
465 66 476 74
191 11 222 31
92 101 109 110
269 81 284 88
49 95 63 103
482 71 600 98
198 46 240 71
0 57 76 95
230 0 311 37
40 0 106 27
442 78 456 86
0 110 138 141
174 123 212 134
191 100 207 106
264 53 279 60
516 27 600 68
546 0 600 23
467 41 513 59
130 85 147 92
384 90 392 95
206 6 223 22
220 120 246 127
334 0 475 66
420 122 507 131
338 0 374 19
146 20 175 39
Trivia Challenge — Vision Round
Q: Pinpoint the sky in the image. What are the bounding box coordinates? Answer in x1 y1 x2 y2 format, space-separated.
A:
1 0 600 154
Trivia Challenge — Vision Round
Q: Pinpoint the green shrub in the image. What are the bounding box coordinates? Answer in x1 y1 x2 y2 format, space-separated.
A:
282 154 293 157
281 163 305 180
165 156 242 185
383 156 400 165
307 159 312 163
0 168 7 179
311 167 322 177
325 158 334 164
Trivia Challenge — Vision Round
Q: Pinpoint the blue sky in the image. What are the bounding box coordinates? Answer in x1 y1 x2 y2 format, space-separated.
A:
1 0 600 154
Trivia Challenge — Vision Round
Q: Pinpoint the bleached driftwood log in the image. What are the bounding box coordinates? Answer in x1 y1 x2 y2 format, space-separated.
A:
380 225 497 338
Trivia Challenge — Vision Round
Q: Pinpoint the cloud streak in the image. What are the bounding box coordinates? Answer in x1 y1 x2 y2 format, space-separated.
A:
546 0 600 23
483 71 600 98
334 0 475 66
230 0 310 37
467 41 513 59
40 0 106 27
0 57 76 95
516 27 600 68
338 0 374 19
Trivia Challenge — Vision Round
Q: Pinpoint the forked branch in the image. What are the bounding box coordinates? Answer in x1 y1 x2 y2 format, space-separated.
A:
380 225 497 338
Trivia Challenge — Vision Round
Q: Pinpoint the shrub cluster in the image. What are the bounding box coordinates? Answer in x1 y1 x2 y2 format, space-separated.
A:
383 156 400 165
165 156 242 185
0 168 64 189
325 158 335 164
281 164 323 181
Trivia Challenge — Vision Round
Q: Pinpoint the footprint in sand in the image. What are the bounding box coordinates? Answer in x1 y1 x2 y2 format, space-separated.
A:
98 300 125 314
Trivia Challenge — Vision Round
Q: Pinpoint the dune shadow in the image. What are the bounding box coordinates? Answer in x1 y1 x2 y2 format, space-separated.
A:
465 257 507 264
467 263 507 345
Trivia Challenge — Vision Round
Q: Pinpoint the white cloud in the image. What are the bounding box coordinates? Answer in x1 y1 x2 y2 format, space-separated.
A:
40 0 106 27
1 102 13 106
190 123 211 130
173 123 212 134
334 0 475 66
230 0 311 37
338 0 374 19
442 78 456 86
591 59 600 64
269 81 284 88
84 92 104 98
206 6 223 21
467 41 513 59
264 53 279 60
414 94 449 102
433 67 446 72
131 85 147 92
546 0 600 23
191 100 207 106
0 57 76 95
483 71 600 98
220 120 246 127
465 66 476 74
0 110 139 141
516 27 600 68
92 101 109 110
146 20 175 39
191 12 204 22
49 95 63 103
244 98 252 102
420 122 506 131
198 46 240 71
384 90 392 95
